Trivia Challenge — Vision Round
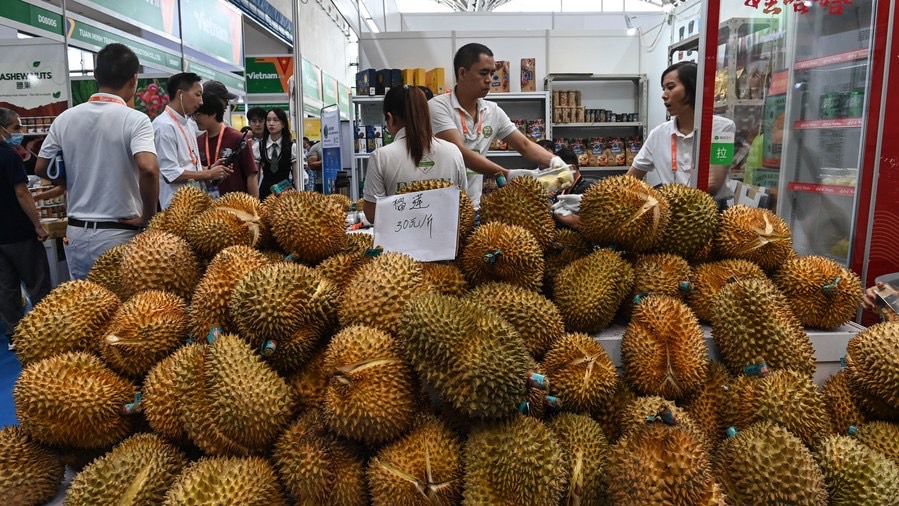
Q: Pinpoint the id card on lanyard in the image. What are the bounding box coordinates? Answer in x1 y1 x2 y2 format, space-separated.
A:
204 133 225 198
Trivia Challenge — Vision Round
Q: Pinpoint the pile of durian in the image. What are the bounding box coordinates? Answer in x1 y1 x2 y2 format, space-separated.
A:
2 176 899 505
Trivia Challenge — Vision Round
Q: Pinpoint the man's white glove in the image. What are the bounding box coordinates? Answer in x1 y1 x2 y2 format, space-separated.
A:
549 156 567 170
552 194 582 216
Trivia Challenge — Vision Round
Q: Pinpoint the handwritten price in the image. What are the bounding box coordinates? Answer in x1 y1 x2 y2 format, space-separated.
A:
394 214 434 238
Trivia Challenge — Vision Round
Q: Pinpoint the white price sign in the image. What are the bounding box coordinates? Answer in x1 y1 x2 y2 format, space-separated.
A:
373 186 460 262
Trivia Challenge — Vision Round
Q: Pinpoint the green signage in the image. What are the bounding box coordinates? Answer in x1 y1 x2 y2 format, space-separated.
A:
322 73 338 107
76 0 179 37
245 56 293 95
302 57 321 102
0 0 63 38
338 83 351 118
711 131 735 166
66 18 182 72
186 59 245 92
180 0 243 67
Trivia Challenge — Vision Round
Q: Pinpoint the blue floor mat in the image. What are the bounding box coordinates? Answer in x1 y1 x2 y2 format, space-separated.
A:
0 334 21 427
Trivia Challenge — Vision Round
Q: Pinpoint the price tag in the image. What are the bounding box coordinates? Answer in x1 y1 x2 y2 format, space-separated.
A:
373 186 460 262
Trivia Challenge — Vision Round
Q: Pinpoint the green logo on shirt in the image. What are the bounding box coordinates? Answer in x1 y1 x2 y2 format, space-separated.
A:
483 125 494 137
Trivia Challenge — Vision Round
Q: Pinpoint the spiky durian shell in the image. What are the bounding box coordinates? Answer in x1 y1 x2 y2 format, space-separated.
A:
99 290 187 378
186 206 262 259
480 177 555 250
400 293 530 420
0 426 64 506
845 322 899 418
624 253 692 319
622 295 709 400
854 421 899 467
590 377 638 444
822 370 868 435
65 433 188 505
655 183 719 259
713 422 828 506
467 282 564 359
462 416 567 506
14 352 136 449
119 230 201 301
460 222 544 292
273 410 369 506
188 245 269 340
338 252 424 335
421 262 468 297
269 191 346 264
285 346 329 412
86 244 129 300
13 280 120 366
163 456 288 506
322 326 417 444
328 192 353 212
162 185 213 239
711 278 815 377
578 174 670 252
714 205 795 271
619 396 712 451
772 255 864 329
343 232 375 256
142 344 204 444
316 253 372 296
815 435 899 506
687 259 766 322
553 249 634 333
547 413 611 505
681 362 733 444
368 416 464 506
542 332 618 413
543 228 594 296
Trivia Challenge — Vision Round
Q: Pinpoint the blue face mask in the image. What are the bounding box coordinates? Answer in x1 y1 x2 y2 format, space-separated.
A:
2 126 23 147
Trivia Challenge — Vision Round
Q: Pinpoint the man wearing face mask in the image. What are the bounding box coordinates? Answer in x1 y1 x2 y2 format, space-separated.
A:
36 43 159 280
0 108 50 350
153 73 232 208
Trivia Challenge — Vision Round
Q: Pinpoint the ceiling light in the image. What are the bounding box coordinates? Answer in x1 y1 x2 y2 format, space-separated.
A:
624 15 638 36
364 17 380 33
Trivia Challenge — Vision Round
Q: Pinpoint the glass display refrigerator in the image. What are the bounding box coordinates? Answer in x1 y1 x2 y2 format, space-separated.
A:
694 0 899 323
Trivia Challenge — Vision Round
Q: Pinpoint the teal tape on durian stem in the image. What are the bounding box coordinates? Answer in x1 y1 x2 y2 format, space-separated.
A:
847 425 858 436
285 254 294 262
632 293 649 305
840 356 847 368
743 357 769 378
518 402 531 415
364 246 384 257
679 281 692 293
645 406 676 425
544 396 560 410
823 276 842 295
483 249 502 265
122 392 143 415
261 340 277 357
207 327 223 344
726 427 738 438
528 372 549 391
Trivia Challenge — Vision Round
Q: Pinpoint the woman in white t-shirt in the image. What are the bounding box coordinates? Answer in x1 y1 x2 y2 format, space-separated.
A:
363 86 466 223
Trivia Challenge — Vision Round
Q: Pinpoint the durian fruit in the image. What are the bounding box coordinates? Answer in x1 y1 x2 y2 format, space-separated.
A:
772 255 864 329
186 205 263 258
269 191 346 264
161 185 213 238
605 420 716 505
329 192 353 212
65 433 188 505
590 377 637 443
682 362 733 444
322 326 417 445
286 346 329 412
400 293 530 420
14 352 136 448
822 370 868 435
547 413 610 505
654 183 719 259
179 334 296 456
145 209 167 231
316 253 371 296
542 332 618 413
86 244 128 300
845 322 899 417
579 174 670 252
142 344 203 444
881 307 899 322
714 204 794 271
230 262 338 370
725 369 830 448
619 396 711 451
344 231 375 256
854 421 899 466
622 295 708 400
687 259 766 322
462 416 567 506
626 253 693 313
815 435 899 506
421 262 468 297
368 416 464 506
711 278 815 377
553 249 634 333
99 290 187 378
188 245 269 340
713 422 828 505
119 230 201 301
338 252 424 335
273 410 369 506
163 456 288 506
13 280 120 366
543 228 593 295
0 426 64 506
398 179 476 242
460 222 544 292
466 282 564 359
480 177 555 250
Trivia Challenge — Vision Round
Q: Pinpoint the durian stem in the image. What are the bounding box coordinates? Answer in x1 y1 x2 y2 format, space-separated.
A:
482 249 502 265
117 459 154 506
335 357 401 376
566 450 585 506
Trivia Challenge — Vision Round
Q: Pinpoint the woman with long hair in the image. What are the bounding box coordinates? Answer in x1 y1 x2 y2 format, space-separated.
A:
362 85 466 223
252 108 308 198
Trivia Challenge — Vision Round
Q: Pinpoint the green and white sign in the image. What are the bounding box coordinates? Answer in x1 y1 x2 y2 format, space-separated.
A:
301 57 321 102
74 0 179 37
338 83 351 118
0 42 68 112
0 0 64 39
711 131 735 165
245 56 293 95
66 17 181 72
322 72 339 107
180 0 243 67
185 59 245 92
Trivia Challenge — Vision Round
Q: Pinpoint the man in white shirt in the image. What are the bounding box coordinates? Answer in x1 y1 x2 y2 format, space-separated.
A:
429 43 558 208
153 73 232 208
36 43 159 280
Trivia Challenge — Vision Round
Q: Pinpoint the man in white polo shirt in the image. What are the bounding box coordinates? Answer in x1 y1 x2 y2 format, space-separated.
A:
36 43 159 280
429 43 560 209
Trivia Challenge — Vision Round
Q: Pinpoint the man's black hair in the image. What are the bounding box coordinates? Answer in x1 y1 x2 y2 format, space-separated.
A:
453 43 494 80
196 91 225 122
94 43 140 89
166 72 202 100
554 147 579 169
247 107 267 121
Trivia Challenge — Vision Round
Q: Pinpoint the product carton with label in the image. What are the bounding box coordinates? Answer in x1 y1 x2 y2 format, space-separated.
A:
355 124 367 154
366 125 383 152
521 58 536 92
356 69 377 96
490 61 510 93
426 68 446 95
